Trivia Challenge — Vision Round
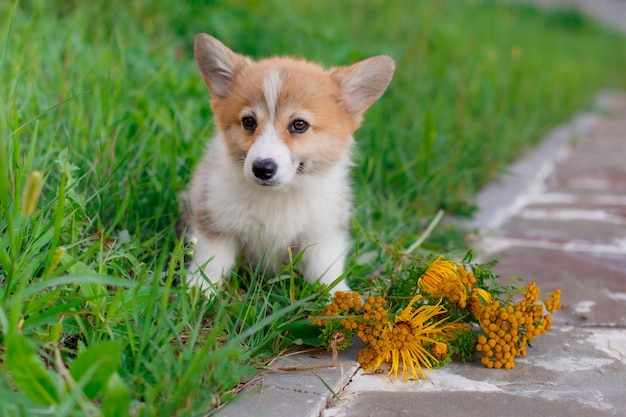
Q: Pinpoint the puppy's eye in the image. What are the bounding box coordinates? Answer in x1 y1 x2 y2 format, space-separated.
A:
242 116 257 131
289 119 309 134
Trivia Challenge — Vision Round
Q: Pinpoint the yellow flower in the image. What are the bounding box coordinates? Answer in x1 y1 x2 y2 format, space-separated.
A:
475 288 492 304
356 295 389 344
313 291 362 326
418 256 459 294
361 295 462 381
457 265 477 288
418 256 467 308
545 289 562 314
469 288 492 319
430 341 449 360
476 282 559 370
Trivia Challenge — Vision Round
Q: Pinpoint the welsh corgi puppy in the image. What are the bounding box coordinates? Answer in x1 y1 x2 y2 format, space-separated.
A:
182 34 394 294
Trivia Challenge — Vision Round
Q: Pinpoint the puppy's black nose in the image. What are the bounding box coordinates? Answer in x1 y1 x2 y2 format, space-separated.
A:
252 158 278 180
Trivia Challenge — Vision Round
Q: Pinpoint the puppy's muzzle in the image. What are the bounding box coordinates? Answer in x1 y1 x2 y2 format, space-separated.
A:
252 158 278 180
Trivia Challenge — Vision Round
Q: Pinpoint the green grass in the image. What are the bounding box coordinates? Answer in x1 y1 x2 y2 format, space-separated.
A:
1 0 625 415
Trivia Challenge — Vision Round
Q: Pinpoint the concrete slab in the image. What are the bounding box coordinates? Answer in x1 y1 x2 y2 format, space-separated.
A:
334 327 626 417
334 328 626 417
464 113 594 232
216 345 360 417
551 118 626 192
492 247 626 327
501 216 626 241
340 391 620 417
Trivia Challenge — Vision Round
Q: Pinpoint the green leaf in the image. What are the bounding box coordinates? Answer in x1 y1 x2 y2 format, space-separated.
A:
280 319 323 347
101 372 131 417
5 332 61 405
55 148 86 209
49 322 63 344
69 340 123 399
20 273 138 300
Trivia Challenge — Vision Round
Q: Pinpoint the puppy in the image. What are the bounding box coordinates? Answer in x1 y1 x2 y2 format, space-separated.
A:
183 34 394 294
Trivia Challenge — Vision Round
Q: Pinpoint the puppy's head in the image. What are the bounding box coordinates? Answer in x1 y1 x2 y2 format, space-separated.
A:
194 34 395 188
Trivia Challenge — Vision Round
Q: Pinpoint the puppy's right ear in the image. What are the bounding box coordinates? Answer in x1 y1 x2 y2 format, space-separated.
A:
194 34 251 98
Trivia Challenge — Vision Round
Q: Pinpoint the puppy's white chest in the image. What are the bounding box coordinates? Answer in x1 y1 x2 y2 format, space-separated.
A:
207 162 348 267
222 189 308 245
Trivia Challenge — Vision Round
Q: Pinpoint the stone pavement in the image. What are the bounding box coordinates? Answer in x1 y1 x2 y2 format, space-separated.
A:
217 90 626 417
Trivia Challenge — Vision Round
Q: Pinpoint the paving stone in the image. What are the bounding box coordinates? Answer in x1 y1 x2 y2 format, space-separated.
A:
340 328 626 417
216 345 360 417
549 116 626 192
341 391 620 417
519 202 626 218
500 216 626 242
490 247 626 327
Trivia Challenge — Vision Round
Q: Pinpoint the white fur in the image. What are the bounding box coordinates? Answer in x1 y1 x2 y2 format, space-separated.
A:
187 136 351 293
263 68 282 117
243 124 297 187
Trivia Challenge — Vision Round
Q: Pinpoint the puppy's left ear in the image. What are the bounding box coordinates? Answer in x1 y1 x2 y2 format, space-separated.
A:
331 55 395 117
194 33 252 98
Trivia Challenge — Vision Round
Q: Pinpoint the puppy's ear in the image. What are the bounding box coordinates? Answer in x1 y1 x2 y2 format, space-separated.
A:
331 55 395 117
194 34 252 98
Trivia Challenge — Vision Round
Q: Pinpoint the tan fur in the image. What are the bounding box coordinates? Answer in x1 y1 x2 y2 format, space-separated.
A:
209 58 358 174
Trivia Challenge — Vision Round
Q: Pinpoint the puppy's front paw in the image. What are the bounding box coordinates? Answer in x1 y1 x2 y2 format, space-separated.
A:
185 267 219 297
183 232 237 297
